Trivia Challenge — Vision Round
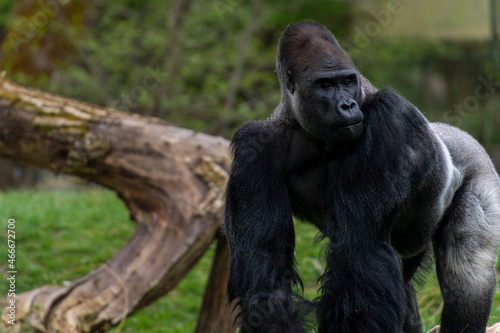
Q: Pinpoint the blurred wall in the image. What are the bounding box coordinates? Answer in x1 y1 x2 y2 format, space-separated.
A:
356 0 491 41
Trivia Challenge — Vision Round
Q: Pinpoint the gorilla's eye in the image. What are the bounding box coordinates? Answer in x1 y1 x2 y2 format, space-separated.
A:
344 80 351 87
320 82 332 89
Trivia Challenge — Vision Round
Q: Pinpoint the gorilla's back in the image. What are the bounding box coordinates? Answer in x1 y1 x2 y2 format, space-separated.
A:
430 122 500 187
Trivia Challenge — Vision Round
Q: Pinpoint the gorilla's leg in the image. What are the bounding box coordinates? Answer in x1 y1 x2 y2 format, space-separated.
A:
402 252 428 333
434 184 500 333
317 241 406 333
403 248 431 333
403 282 422 333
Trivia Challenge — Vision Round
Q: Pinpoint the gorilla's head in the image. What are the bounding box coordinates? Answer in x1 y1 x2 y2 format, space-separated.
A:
277 22 365 145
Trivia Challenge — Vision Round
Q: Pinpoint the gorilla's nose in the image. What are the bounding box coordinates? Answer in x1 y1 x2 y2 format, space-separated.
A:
336 99 363 126
338 100 358 112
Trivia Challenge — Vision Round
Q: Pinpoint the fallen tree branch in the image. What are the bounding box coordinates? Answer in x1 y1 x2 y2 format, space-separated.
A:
0 78 237 332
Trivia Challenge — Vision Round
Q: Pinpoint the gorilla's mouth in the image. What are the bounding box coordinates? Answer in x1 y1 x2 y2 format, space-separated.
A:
341 121 363 132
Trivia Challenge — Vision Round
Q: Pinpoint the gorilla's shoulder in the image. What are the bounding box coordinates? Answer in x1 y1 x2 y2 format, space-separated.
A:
363 88 412 110
232 120 288 144
362 88 426 127
230 120 290 154
232 120 268 140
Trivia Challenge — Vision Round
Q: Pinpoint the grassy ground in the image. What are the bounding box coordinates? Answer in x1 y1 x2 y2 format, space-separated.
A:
0 189 499 332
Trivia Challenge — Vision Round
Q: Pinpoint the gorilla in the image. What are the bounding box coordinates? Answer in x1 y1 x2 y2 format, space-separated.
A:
223 21 500 333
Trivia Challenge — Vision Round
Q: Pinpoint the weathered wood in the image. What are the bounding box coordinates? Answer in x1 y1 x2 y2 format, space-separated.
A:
195 234 239 333
0 78 234 332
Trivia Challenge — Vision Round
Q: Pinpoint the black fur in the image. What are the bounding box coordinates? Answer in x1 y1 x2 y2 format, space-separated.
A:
224 22 500 332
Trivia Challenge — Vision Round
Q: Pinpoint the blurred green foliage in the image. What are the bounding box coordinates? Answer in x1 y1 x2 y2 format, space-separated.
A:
1 0 496 142
0 1 14 34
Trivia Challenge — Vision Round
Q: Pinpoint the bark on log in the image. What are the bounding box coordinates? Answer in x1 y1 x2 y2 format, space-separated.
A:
0 77 237 333
195 234 238 333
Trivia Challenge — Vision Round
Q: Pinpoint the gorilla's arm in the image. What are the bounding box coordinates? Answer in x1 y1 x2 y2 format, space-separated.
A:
224 121 306 333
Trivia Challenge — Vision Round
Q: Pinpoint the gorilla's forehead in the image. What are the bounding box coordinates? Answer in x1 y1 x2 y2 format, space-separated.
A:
321 61 353 71
297 44 355 74
303 69 358 85
302 60 354 74
316 68 357 77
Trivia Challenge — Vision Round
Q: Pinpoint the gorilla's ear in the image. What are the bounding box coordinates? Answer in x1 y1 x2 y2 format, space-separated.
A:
287 70 296 94
358 74 366 101
359 74 377 102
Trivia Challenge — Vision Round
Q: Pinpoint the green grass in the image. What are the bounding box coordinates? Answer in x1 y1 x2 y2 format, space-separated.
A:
0 189 499 332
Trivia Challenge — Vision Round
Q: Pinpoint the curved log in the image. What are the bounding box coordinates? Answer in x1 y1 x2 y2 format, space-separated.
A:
0 78 236 332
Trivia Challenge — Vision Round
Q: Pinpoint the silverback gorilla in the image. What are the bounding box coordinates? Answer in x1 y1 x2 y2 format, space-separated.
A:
223 21 500 333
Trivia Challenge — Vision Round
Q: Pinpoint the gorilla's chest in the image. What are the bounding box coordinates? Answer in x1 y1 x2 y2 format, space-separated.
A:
287 163 327 228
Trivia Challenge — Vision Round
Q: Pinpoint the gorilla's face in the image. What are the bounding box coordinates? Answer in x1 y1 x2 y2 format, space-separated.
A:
288 67 365 146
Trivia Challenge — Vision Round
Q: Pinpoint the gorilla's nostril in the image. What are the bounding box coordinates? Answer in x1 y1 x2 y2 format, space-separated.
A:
338 100 358 113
